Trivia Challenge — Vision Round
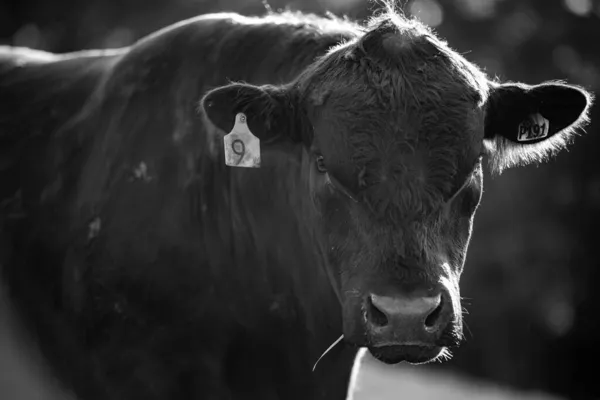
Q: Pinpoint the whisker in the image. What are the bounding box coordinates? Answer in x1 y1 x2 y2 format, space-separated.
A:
312 335 344 372
463 319 474 339
434 347 453 363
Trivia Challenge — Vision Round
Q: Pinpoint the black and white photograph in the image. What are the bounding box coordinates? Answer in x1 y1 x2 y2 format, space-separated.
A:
0 0 598 399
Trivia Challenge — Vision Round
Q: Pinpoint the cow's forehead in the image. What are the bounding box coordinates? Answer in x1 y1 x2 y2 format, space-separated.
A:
302 16 488 221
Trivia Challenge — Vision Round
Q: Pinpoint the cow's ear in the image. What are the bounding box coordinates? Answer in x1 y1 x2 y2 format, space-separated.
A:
200 83 296 144
483 81 593 173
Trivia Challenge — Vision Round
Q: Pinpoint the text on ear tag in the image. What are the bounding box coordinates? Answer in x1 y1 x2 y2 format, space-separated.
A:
223 113 261 168
517 113 550 142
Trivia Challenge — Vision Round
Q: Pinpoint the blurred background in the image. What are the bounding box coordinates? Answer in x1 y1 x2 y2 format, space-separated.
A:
0 0 598 399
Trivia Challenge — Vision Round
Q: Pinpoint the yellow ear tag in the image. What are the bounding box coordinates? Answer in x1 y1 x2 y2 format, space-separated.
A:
223 113 261 168
517 113 550 142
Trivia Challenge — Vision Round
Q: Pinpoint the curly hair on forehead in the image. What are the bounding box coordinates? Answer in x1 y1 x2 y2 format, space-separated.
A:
299 5 489 223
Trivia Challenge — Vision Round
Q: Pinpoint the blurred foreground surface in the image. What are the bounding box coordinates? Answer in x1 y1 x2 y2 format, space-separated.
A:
1 0 599 399
352 350 564 400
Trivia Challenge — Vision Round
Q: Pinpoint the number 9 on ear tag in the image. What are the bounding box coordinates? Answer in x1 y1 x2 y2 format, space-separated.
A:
223 113 261 168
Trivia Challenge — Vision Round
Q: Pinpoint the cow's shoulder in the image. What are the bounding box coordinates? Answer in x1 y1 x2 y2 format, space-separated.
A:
105 12 361 90
129 11 362 51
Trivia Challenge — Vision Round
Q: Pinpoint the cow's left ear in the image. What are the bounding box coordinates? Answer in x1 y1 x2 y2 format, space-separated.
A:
483 81 593 173
200 83 298 144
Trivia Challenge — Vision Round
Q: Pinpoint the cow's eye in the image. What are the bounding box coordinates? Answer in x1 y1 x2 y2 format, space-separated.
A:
316 155 327 173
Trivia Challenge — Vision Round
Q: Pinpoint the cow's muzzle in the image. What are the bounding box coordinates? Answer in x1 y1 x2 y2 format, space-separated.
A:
362 285 459 364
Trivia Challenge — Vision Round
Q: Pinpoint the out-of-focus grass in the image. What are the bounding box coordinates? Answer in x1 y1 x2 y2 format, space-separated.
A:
349 349 563 400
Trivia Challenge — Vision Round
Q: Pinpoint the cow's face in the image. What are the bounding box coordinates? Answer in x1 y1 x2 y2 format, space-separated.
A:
201 13 591 365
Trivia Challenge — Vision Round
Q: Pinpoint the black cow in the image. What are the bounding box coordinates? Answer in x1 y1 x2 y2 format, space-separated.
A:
0 5 592 400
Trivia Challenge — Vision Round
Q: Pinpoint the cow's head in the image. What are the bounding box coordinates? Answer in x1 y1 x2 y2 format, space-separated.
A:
200 10 592 364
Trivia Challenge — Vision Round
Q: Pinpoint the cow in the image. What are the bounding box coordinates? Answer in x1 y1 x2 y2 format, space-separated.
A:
0 4 592 400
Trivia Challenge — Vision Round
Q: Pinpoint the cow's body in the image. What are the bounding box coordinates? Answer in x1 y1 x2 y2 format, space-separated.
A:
0 7 592 400
0 13 360 400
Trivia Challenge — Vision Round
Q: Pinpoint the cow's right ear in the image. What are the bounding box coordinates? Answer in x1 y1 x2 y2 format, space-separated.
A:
200 83 295 144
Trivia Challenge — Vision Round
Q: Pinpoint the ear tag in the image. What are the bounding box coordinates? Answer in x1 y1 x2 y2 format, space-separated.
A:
517 113 550 142
223 113 261 168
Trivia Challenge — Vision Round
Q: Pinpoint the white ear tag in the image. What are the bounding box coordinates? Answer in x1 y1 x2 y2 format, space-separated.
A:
223 113 261 168
517 113 550 142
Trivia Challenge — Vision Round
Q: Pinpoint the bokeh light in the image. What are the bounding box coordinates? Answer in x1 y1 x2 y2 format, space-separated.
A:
563 0 593 16
408 0 444 27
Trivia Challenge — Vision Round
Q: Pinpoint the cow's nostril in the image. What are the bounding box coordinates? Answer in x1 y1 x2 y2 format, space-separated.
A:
366 295 389 327
367 292 446 334
424 296 444 330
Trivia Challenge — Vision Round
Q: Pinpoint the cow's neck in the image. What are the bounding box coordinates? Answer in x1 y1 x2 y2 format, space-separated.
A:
198 149 342 355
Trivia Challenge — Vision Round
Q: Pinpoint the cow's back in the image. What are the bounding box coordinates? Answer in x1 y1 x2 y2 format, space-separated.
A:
0 47 119 201
0 12 356 205
0 13 359 400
